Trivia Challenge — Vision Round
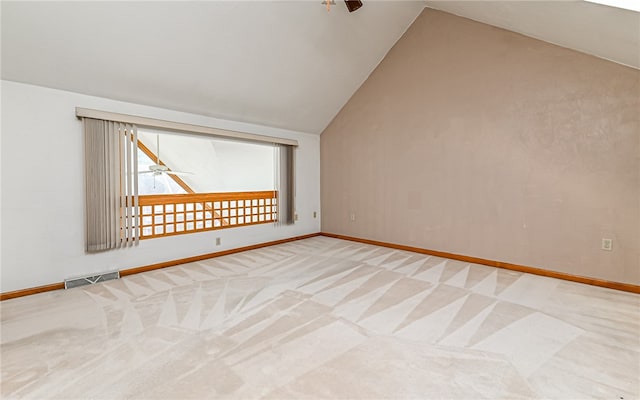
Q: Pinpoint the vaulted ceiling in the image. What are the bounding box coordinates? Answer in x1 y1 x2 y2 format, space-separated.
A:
425 1 640 69
2 1 638 134
1 1 424 134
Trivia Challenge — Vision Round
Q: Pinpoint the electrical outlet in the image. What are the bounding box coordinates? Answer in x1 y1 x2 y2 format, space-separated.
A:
295 213 299 221
216 237 221 246
350 213 356 221
313 211 317 218
601 238 612 251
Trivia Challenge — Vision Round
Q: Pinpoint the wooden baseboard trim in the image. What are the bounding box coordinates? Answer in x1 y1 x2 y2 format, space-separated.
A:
5 232 635 299
120 232 321 276
0 283 66 301
320 232 640 294
0 233 321 301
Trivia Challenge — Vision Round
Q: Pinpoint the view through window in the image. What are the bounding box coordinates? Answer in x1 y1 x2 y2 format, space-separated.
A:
136 129 279 238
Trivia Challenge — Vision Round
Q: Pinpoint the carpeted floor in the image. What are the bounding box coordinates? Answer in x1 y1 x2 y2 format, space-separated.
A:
1 236 639 399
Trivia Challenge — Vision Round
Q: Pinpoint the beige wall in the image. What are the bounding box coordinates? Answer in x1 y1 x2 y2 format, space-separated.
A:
320 9 640 285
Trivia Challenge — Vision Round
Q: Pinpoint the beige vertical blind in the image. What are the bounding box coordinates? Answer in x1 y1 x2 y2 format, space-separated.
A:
83 118 139 251
276 144 295 225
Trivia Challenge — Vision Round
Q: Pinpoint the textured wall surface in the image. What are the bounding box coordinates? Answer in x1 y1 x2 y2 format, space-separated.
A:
321 9 640 284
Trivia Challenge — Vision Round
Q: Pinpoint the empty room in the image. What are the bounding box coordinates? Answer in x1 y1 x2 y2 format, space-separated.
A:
1 1 639 399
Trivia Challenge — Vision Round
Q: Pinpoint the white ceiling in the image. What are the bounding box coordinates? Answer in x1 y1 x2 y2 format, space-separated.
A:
2 1 638 135
425 1 640 69
1 1 424 134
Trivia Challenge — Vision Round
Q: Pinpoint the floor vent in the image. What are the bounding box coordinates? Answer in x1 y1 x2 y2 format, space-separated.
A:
64 271 120 289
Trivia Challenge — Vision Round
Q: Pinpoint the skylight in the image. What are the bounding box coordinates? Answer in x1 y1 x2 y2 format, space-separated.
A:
585 0 640 12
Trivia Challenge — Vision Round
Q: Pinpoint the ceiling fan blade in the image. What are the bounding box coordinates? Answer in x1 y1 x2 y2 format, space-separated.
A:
345 0 362 12
165 170 194 176
139 170 155 174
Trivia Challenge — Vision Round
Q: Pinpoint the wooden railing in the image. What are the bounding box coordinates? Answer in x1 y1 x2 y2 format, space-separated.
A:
138 191 277 239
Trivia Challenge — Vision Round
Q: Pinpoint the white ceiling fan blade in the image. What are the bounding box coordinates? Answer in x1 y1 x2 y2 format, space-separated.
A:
139 170 155 174
166 170 194 176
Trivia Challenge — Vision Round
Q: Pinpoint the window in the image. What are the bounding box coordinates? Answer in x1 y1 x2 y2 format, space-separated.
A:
135 129 284 239
136 130 275 195
78 107 296 251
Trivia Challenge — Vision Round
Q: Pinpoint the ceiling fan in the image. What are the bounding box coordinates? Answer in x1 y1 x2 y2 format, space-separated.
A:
140 134 193 177
322 0 363 13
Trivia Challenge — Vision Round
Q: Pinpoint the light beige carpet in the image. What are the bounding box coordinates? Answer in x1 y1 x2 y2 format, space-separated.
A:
1 236 639 399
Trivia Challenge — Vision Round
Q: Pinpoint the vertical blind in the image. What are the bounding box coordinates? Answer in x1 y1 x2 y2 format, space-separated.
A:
83 118 139 251
276 144 295 225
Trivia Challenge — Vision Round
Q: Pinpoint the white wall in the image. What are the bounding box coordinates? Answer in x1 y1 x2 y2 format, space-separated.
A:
0 80 321 293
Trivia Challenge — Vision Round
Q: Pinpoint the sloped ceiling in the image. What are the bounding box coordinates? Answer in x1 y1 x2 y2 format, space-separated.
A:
425 1 640 69
2 1 638 135
1 1 425 134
